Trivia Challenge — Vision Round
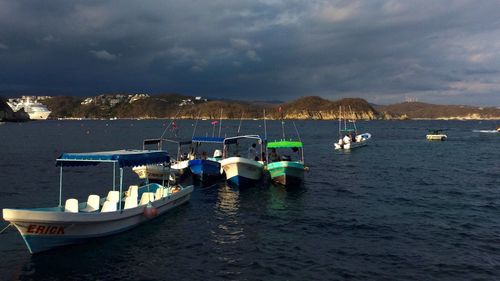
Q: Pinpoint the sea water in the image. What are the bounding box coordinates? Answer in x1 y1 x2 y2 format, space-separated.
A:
0 119 499 280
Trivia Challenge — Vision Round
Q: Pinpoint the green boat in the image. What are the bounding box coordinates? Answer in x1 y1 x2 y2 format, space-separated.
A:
266 140 306 186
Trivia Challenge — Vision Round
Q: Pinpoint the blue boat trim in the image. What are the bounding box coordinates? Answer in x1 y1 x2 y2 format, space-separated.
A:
56 150 170 168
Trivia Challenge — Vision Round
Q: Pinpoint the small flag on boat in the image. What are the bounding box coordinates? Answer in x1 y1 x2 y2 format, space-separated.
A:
170 121 179 137
211 120 219 125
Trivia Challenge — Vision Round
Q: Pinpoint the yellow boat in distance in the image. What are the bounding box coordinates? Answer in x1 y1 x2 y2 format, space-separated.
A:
426 129 447 141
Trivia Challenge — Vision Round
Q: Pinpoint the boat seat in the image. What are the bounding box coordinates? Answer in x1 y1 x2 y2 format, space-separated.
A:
106 190 120 203
155 188 163 201
163 187 170 197
125 185 139 198
81 194 100 212
139 192 155 205
64 198 79 213
101 200 117 213
124 196 138 209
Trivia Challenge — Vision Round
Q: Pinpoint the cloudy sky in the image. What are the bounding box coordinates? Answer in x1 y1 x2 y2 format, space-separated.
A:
1 0 500 105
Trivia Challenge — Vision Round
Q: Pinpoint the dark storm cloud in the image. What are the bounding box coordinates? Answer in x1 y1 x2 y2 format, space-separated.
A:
1 0 500 105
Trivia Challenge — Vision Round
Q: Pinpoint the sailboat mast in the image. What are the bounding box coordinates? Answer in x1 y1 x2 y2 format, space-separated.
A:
343 106 347 131
192 111 200 139
159 109 181 139
338 106 342 137
349 105 357 132
293 121 302 142
218 108 223 138
263 109 267 140
280 106 286 139
237 112 244 136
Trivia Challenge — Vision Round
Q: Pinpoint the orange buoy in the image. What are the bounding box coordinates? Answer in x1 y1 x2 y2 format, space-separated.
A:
143 203 158 218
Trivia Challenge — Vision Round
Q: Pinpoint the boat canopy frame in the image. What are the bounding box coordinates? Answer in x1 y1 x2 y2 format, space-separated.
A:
266 140 304 163
55 150 170 211
191 136 225 144
142 138 192 161
428 129 445 134
190 136 226 159
222 135 265 159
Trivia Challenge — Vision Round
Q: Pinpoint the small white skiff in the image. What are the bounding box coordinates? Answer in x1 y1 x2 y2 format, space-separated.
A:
426 130 447 141
334 132 371 150
2 150 194 254
133 138 193 181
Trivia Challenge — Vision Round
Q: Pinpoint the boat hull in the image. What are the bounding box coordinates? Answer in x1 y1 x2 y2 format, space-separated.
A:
171 160 190 176
28 111 51 120
3 186 193 254
188 159 221 183
267 161 305 187
133 160 190 182
220 157 264 186
133 164 170 181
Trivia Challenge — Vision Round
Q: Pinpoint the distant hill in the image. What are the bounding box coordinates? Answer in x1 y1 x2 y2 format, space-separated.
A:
28 93 500 120
376 102 500 119
279 96 379 120
43 94 379 120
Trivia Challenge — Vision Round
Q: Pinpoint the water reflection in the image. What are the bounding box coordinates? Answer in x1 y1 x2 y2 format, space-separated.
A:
213 185 243 246
266 183 306 214
216 184 240 216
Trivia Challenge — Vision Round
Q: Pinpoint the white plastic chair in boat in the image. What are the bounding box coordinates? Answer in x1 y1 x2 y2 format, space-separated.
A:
124 196 138 209
101 200 117 213
163 187 170 197
155 188 163 201
139 192 155 205
125 185 138 198
106 190 120 203
64 198 79 213
81 194 100 212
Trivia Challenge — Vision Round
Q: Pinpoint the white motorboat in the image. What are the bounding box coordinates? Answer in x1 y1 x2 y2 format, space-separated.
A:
133 138 193 182
334 132 371 150
426 130 447 141
220 135 265 186
2 150 194 254
334 106 371 150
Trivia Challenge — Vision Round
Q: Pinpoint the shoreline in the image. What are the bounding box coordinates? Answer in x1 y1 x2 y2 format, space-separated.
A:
35 117 500 121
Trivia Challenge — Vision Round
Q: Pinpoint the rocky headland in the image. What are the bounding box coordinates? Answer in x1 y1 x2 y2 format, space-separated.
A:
3 93 500 120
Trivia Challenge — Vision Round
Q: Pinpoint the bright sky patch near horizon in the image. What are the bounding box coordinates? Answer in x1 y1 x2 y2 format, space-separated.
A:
0 0 499 106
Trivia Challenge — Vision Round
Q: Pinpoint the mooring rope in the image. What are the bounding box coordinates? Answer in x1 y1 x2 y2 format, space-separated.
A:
0 223 12 234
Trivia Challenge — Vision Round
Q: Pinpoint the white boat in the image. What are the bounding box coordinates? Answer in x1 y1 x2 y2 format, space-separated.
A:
334 132 371 150
472 129 499 133
133 138 193 182
7 97 51 120
2 150 194 254
334 106 371 150
426 130 447 141
220 135 265 186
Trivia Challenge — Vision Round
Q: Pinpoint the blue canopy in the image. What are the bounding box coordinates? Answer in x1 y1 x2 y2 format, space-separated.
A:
56 150 170 168
192 136 225 143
